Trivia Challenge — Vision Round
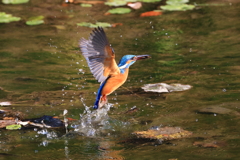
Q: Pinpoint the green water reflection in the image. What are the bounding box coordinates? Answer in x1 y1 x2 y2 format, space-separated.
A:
0 0 240 159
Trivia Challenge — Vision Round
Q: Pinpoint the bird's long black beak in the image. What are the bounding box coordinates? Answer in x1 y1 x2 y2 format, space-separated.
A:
135 55 151 60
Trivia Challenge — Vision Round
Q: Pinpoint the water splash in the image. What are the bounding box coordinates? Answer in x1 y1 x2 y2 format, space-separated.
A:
37 129 58 139
34 99 128 138
72 103 114 137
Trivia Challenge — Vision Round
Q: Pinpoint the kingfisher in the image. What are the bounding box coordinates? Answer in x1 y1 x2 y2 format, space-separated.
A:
79 27 150 109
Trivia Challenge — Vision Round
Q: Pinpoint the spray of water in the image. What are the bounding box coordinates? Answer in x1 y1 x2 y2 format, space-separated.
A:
36 97 128 139
71 99 114 137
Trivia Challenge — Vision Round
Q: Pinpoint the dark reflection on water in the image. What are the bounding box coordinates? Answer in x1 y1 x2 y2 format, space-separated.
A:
1 0 240 159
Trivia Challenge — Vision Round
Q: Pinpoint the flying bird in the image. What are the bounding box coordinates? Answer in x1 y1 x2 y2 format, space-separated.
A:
79 27 150 109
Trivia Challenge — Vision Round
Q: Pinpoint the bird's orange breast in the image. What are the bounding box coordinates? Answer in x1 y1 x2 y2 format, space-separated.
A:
101 68 129 96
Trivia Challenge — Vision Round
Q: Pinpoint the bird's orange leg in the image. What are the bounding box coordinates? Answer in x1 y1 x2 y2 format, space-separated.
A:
101 95 107 101
99 94 108 108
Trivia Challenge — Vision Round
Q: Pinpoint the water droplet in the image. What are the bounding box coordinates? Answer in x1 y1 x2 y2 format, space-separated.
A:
38 129 48 135
222 88 227 92
196 119 198 122
63 109 68 116
42 140 48 147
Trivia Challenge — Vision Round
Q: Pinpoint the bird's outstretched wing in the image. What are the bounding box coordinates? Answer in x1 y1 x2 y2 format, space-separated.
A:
79 27 120 83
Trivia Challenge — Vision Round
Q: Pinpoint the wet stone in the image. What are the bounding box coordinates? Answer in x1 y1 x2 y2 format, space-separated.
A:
142 83 192 93
27 115 64 128
133 126 192 141
0 120 16 128
0 110 25 120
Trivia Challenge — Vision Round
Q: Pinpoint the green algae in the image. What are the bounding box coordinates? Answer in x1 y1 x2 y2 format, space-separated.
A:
0 12 21 23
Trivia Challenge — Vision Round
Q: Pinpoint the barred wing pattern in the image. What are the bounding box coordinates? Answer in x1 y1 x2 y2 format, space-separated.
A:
79 27 119 83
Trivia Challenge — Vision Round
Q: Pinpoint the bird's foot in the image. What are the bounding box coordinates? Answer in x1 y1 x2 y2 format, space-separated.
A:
99 95 108 109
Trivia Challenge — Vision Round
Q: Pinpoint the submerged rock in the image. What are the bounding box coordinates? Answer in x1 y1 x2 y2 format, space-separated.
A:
197 106 240 115
133 126 192 141
193 141 226 148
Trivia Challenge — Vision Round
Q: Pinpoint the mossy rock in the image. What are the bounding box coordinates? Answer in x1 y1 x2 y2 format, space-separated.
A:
133 126 192 141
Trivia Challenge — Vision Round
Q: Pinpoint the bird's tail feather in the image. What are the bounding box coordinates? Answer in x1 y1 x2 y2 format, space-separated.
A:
93 78 108 109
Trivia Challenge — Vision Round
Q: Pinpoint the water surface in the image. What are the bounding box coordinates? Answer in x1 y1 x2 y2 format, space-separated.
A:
0 0 240 159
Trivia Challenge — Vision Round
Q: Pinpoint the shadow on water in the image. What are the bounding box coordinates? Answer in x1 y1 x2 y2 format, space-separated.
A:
1 0 240 159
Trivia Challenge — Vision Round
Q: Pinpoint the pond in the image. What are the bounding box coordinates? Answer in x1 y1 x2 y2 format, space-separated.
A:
0 0 240 159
